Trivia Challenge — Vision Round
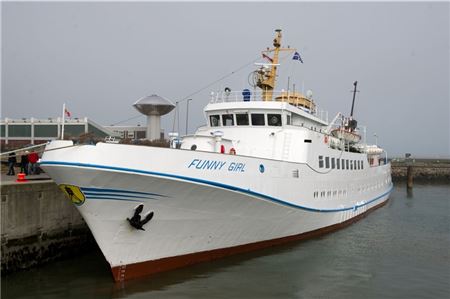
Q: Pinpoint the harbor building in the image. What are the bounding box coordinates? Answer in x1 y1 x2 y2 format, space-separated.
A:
0 117 166 147
103 125 164 140
0 117 117 146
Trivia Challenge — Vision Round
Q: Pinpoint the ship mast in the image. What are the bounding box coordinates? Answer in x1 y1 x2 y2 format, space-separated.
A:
350 81 358 117
256 29 292 101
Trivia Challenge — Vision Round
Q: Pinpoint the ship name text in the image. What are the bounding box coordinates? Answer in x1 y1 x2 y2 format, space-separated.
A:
188 159 246 172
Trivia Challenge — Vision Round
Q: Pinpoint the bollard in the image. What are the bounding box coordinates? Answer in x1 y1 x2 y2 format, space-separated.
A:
16 172 28 183
407 165 413 188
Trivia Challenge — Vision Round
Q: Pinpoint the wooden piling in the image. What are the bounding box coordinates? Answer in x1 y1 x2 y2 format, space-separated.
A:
407 165 414 188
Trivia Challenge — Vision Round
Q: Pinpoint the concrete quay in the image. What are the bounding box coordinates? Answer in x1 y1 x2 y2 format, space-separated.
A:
1 175 94 274
390 159 450 181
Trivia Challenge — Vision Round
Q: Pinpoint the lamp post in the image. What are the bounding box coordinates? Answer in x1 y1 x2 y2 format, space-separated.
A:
374 133 378 146
185 99 192 135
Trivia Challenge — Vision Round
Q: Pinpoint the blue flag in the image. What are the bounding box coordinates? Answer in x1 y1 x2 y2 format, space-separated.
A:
292 51 303 63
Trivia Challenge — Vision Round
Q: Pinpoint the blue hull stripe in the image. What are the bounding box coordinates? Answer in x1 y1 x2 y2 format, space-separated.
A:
80 187 166 197
40 161 393 212
82 192 157 200
84 196 142 202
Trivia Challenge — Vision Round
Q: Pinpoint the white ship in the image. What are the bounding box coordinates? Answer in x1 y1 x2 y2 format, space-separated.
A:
40 30 392 282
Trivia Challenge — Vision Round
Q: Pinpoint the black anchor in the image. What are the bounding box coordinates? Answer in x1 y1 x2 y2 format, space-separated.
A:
127 204 154 231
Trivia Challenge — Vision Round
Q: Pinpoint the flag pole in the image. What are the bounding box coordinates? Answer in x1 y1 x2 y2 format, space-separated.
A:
61 103 66 140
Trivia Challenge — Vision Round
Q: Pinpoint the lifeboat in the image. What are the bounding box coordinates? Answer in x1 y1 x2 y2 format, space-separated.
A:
331 127 361 144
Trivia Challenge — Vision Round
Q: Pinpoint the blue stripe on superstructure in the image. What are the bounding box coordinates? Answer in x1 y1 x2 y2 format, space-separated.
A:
82 192 157 200
80 187 166 197
40 160 393 212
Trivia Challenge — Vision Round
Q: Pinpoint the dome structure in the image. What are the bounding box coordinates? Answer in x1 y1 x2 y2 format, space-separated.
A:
133 95 175 116
133 94 175 141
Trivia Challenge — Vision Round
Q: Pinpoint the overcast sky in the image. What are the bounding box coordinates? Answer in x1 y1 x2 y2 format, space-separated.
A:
2 1 449 158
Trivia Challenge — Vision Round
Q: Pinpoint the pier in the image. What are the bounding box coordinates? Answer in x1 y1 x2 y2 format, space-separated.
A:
390 158 450 182
0 174 94 274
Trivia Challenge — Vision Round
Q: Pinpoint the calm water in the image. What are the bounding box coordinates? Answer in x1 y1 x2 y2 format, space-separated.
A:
2 182 449 299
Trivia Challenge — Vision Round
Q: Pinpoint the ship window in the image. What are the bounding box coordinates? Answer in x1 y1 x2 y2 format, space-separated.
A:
331 158 335 169
236 113 249 126
251 114 265 126
222 114 234 126
337 158 340 169
286 115 291 125
358 161 361 170
325 157 330 168
350 160 353 170
319 156 324 168
268 114 282 126
304 139 312 143
346 160 349 169
361 160 364 169
210 115 220 127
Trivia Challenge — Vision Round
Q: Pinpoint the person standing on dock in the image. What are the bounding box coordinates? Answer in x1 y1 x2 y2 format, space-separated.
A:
7 152 17 176
20 152 29 175
28 151 39 175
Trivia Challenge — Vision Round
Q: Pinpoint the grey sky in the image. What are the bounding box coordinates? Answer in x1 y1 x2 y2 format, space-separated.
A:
2 1 449 158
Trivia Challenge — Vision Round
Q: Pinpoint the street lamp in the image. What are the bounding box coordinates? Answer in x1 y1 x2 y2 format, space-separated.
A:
185 99 192 135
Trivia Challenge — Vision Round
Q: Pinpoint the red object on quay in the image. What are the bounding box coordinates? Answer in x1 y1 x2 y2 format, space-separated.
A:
16 173 27 182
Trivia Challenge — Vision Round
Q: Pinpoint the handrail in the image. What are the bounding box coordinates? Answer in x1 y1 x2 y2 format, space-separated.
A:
209 90 329 123
0 142 49 157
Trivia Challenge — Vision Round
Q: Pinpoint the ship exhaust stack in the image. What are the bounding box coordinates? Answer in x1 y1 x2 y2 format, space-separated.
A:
133 95 175 141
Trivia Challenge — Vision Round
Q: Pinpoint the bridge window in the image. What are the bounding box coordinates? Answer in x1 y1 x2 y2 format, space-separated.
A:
336 158 340 169
325 157 330 168
210 115 220 127
222 114 234 126
236 113 249 126
331 157 335 169
251 114 265 126
268 114 282 126
346 159 349 169
319 155 324 168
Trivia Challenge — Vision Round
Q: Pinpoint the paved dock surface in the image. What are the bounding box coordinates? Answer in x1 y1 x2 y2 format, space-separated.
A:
1 173 52 186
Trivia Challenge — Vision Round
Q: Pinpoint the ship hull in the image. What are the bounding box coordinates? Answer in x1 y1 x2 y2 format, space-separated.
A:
40 141 392 282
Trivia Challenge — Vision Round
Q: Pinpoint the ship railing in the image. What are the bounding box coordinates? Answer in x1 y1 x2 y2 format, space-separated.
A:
210 90 329 123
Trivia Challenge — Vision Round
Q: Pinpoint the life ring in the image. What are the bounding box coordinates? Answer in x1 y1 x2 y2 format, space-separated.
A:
324 135 328 144
229 148 236 155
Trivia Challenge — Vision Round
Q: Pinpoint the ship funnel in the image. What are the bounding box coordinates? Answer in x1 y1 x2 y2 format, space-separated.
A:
133 94 175 141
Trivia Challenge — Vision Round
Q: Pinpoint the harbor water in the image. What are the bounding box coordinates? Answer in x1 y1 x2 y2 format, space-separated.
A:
2 182 449 299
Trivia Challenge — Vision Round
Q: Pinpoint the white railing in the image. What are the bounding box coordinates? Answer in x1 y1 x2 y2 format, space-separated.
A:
209 90 329 123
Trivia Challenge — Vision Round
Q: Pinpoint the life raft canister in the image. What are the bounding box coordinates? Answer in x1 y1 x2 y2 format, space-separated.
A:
220 145 225 154
229 148 236 155
324 135 328 144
